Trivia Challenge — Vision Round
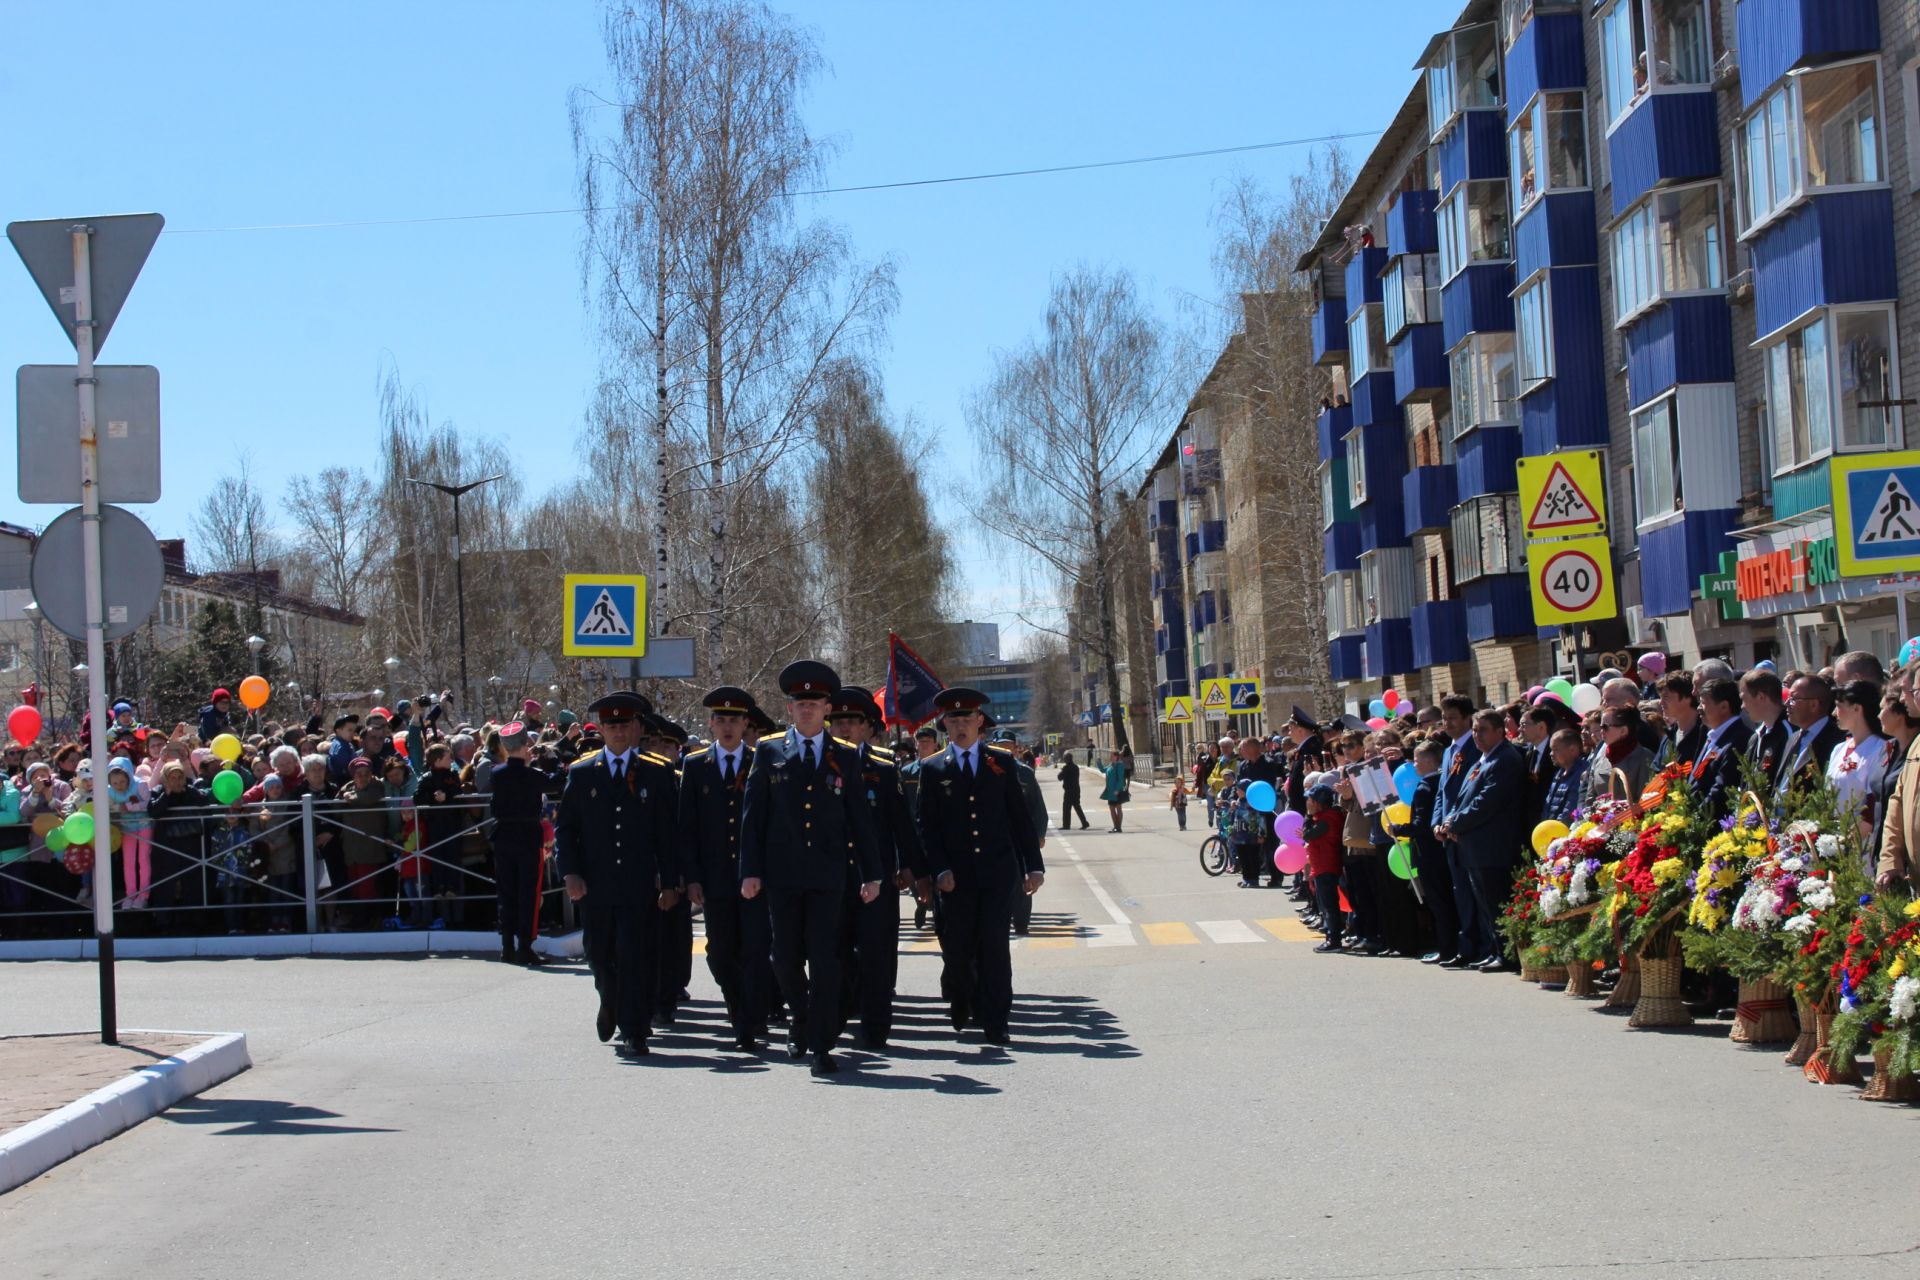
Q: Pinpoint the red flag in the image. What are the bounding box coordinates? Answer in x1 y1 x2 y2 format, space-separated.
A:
882 632 944 729
1338 888 1353 914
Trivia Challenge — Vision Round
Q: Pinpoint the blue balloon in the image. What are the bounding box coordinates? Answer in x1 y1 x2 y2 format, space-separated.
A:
1393 761 1419 805
1245 780 1278 812
1369 698 1388 718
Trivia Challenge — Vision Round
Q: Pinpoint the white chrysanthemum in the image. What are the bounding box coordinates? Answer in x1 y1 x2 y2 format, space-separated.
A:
1798 879 1836 911
1781 856 1805 873
1787 820 1820 839
1891 976 1920 1024
1783 913 1816 935
1539 888 1564 919
1815 834 1839 860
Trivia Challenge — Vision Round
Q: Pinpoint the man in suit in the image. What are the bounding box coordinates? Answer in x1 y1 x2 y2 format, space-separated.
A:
740 660 883 1077
825 685 928 1052
1436 708 1527 971
1741 670 1793 791
1655 672 1706 771
680 686 769 1052
1692 677 1753 820
489 720 551 967
1776 674 1846 802
1401 738 1458 965
1519 704 1557 826
555 691 682 1060
1057 751 1089 830
914 686 1044 1046
1430 694 1481 968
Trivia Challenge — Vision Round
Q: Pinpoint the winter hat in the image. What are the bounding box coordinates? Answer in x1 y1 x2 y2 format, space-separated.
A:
1636 652 1668 676
522 699 542 716
211 688 232 702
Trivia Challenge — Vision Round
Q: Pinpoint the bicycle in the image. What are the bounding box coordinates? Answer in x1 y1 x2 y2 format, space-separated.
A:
1198 806 1234 877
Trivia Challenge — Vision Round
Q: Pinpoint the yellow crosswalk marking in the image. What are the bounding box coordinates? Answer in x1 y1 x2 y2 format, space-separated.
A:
1025 937 1076 950
1141 921 1199 946
907 937 942 953
692 936 708 955
1256 917 1319 942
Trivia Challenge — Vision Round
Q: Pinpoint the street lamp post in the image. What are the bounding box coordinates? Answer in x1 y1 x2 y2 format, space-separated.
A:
405 474 503 722
487 674 503 719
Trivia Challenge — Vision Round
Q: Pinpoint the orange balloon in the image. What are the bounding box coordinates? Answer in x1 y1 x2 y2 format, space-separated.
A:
239 675 271 710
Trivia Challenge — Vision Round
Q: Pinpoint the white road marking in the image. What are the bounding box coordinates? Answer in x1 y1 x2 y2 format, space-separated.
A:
1053 837 1130 925
1197 919 1262 945
1086 923 1137 948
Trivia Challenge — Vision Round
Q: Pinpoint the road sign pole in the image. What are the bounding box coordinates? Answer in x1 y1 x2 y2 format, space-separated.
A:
71 226 117 1045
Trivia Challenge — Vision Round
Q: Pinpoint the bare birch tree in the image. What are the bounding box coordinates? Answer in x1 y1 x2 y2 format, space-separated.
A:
283 465 377 614
190 456 282 578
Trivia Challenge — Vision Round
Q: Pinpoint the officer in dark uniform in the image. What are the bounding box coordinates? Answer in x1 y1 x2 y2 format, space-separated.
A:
988 727 1049 936
899 722 942 931
642 712 695 1028
680 686 770 1051
914 687 1043 1045
825 685 929 1051
555 691 682 1060
745 703 777 747
740 660 883 1076
489 720 550 966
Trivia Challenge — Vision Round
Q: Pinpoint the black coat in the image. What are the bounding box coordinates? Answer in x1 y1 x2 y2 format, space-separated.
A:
488 757 548 855
553 751 681 907
854 743 928 879
1057 755 1081 799
1746 720 1792 790
739 730 882 891
1778 719 1847 798
914 743 1043 889
676 743 750 884
1287 734 1327 813
1693 720 1755 820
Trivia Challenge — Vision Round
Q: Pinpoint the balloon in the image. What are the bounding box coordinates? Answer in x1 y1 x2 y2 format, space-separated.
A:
211 770 244 805
239 675 271 710
1387 841 1414 880
62 844 93 877
1273 810 1305 843
1245 780 1277 813
1525 686 1543 700
1365 717 1386 730
1545 678 1575 702
210 733 243 763
1571 684 1603 715
1273 842 1309 875
1382 689 1400 709
393 737 409 757
7 704 41 747
62 810 95 845
1382 703 1398 719
44 826 68 852
1383 801 1412 829
1393 762 1419 804
1532 820 1569 857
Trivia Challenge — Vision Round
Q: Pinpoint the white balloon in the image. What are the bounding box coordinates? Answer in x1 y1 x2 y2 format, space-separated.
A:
1571 684 1603 714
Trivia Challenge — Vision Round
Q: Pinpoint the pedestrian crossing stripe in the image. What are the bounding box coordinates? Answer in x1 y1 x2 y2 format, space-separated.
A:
562 573 648 657
689 916 1326 952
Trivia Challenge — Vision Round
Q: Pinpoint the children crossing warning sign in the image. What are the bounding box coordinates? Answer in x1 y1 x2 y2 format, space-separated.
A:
1833 450 1920 577
1198 678 1231 714
562 573 649 657
1517 451 1607 538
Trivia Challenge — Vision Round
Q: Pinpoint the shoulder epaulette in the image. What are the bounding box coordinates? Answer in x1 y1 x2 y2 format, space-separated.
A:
868 745 894 761
986 744 1015 756
574 749 604 765
830 734 855 749
640 751 674 767
683 746 712 761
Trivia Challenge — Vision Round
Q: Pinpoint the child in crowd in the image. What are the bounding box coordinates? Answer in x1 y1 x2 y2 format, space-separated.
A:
1302 784 1346 952
1228 780 1264 887
107 758 151 910
252 774 300 934
1168 775 1189 831
1540 728 1590 825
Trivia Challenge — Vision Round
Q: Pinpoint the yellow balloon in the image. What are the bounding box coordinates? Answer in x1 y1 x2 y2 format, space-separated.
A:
1572 822 1596 840
210 733 243 763
1383 802 1412 829
1532 820 1570 857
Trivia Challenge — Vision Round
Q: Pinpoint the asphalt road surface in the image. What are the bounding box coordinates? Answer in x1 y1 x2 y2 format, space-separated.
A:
5 777 1918 1279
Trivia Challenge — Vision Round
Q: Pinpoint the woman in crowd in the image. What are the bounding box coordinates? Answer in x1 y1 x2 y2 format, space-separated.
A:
1829 679 1889 828
1596 707 1654 806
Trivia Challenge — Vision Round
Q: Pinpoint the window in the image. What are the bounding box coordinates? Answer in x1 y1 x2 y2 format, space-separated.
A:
1320 464 1337 529
1631 395 1682 523
1428 23 1501 136
1601 0 1712 125
1383 253 1440 339
1611 182 1723 324
1345 430 1368 505
1347 302 1390 373
1835 308 1899 451
1514 276 1554 390
1449 333 1517 436
1406 401 1454 468
1764 318 1834 471
1741 61 1887 231
1510 91 1589 213
1499 0 1575 50
1450 494 1526 583
1360 556 1382 625
1438 181 1511 281
1326 571 1364 637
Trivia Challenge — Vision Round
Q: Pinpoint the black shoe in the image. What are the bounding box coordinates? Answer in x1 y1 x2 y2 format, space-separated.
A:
1313 940 1344 953
614 1037 649 1059
519 946 548 968
733 1034 761 1053
1439 956 1471 969
981 1029 1009 1047
651 1011 676 1031
787 1033 808 1060
1475 956 1508 971
810 1052 839 1077
596 1001 616 1043
499 945 518 964
949 1002 970 1032
1420 952 1448 965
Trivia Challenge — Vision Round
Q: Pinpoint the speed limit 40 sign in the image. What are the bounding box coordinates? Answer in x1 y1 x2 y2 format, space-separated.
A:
1525 533 1618 625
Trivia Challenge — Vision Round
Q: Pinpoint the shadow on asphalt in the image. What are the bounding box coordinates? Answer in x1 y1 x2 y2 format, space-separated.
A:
161 1095 399 1136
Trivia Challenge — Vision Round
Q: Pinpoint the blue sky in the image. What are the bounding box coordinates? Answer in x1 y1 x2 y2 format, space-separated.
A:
1 0 1442 652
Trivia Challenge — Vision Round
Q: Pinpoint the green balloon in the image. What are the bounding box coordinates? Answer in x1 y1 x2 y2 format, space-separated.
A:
44 827 69 852
1545 677 1575 701
1387 840 1414 881
211 770 244 805
62 810 95 845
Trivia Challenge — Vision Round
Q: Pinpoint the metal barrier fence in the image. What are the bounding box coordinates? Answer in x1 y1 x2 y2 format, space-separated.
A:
0 795 574 941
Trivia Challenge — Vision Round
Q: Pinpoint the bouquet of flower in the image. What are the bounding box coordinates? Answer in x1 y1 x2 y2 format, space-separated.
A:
1829 895 1920 1081
1577 780 1703 957
1497 864 1544 963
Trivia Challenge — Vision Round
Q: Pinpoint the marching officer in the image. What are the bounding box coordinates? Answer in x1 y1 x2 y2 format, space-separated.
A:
555 691 682 1060
740 660 883 1077
914 687 1043 1046
680 686 771 1052
489 720 550 966
642 712 695 1028
989 726 1049 937
826 685 929 1051
899 723 942 930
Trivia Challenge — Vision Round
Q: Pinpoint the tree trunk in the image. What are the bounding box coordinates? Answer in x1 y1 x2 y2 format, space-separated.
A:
650 0 671 626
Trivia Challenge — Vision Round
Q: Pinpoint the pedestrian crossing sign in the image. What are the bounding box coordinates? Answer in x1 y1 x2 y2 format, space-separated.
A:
1163 695 1195 724
1517 450 1607 539
1833 451 1920 577
562 573 648 657
1197 678 1231 715
1227 680 1260 714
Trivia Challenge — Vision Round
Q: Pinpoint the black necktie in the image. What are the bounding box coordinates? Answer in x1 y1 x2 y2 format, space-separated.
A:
724 754 736 786
611 756 624 785
964 749 975 779
804 739 816 772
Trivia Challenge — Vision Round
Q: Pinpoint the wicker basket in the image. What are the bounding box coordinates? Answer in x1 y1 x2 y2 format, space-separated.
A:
1861 1047 1920 1102
1805 1004 1863 1085
1629 950 1693 1028
1601 951 1640 1011
1783 994 1818 1067
1535 962 1570 987
1565 961 1598 998
1518 954 1542 982
1730 977 1796 1045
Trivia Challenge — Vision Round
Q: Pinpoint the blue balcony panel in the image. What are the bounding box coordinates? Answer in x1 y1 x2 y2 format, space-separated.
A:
1324 521 1361 574
1773 459 1832 521
1738 0 1881 109
1505 12 1587 124
1391 323 1448 403
1638 508 1741 618
1623 295 1736 405
1455 426 1522 499
1351 371 1404 429
1464 574 1536 642
1442 262 1516 348
1385 190 1439 256
1344 247 1388 311
1366 619 1417 678
1410 598 1472 669
1158 588 1182 620
1519 269 1609 453
1183 531 1200 562
1311 296 1349 366
1402 465 1458 538
1360 493 1411 553
1328 634 1366 684
1514 190 1598 278
1609 91 1720 217
1149 499 1177 530
1436 108 1508 195
1200 519 1227 553
1750 190 1898 339
1317 402 1352 463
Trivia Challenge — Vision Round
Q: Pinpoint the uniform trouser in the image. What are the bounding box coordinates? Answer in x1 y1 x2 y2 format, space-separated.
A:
768 885 845 1055
581 902 659 1045
492 839 541 945
1414 854 1461 959
657 894 693 1014
1061 793 1087 828
938 870 1016 1035
1446 843 1492 961
1465 864 1512 961
840 886 900 1043
701 878 771 1038
1011 863 1033 933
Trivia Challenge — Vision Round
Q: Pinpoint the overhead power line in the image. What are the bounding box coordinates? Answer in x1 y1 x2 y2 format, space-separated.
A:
166 129 1380 235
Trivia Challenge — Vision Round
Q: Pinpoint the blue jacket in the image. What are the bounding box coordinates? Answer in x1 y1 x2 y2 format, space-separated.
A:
1433 733 1482 830
1540 755 1589 825
198 703 231 744
1446 740 1527 870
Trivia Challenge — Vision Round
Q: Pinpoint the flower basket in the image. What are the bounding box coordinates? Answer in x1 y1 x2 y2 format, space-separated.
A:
1565 960 1598 999
1629 911 1692 1028
1729 976 1796 1045
1602 951 1640 1011
1861 1047 1920 1102
1806 998 1862 1086
1534 959 1570 987
1783 994 1818 1067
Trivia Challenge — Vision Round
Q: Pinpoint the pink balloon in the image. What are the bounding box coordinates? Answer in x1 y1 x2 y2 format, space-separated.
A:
1365 716 1386 730
1273 842 1309 875
1273 810 1305 842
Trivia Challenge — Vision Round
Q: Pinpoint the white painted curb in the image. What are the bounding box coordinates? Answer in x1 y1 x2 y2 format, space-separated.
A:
0 929 584 962
0 1030 251 1194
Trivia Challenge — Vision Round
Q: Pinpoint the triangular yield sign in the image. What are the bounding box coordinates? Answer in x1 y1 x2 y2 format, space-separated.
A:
1527 460 1600 531
7 213 164 356
579 588 633 636
1859 473 1920 544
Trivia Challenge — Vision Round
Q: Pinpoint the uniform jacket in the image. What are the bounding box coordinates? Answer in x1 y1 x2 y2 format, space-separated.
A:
739 729 882 891
1656 720 1706 772
914 741 1043 888
1691 719 1754 820
1286 734 1326 814
677 742 751 883
488 757 548 854
1005 749 1047 853
853 742 929 879
1404 772 1445 876
554 749 681 907
1445 740 1526 870
1057 754 1081 799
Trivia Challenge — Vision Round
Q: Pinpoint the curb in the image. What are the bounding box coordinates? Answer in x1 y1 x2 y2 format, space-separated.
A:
0 929 585 963
0 1030 251 1195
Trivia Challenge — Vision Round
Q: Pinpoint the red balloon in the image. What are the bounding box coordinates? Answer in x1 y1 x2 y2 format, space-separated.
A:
7 704 41 747
1381 689 1400 709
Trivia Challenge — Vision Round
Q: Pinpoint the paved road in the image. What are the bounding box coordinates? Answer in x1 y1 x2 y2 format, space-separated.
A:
5 779 1919 1279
